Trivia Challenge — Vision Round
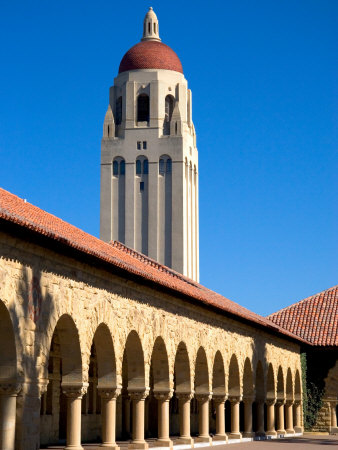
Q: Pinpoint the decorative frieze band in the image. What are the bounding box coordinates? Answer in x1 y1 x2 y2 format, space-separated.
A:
62 383 89 398
98 387 121 399
0 382 22 396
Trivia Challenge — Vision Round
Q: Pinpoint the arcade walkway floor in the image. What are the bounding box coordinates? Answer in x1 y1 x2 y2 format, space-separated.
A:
41 434 338 449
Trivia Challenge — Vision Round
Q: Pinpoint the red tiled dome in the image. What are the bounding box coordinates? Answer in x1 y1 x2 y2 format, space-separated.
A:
119 41 183 74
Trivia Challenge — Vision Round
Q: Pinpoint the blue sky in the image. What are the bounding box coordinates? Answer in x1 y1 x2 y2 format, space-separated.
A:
0 0 337 315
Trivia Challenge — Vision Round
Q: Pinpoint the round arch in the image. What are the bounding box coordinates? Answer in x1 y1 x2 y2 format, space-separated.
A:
228 354 240 396
150 336 170 392
255 361 265 401
0 301 17 382
294 369 301 401
92 323 117 388
243 358 254 398
195 347 209 394
122 330 145 390
174 342 191 393
286 368 293 401
267 363 275 400
277 366 285 400
212 351 226 395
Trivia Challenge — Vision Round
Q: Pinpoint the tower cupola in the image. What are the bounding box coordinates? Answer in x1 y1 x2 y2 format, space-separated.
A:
142 7 161 42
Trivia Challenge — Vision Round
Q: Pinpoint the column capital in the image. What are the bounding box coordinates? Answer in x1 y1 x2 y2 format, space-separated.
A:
213 394 227 404
0 382 22 396
195 392 212 402
98 386 121 399
286 399 294 406
62 382 89 398
276 398 286 406
229 395 242 403
128 388 149 401
266 398 276 406
153 389 173 401
176 391 194 401
242 395 255 404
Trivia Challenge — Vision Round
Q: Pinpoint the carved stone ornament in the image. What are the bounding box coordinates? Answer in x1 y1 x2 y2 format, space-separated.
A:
0 382 22 396
213 394 227 404
276 399 286 406
176 392 194 401
195 392 212 402
62 383 89 398
286 399 294 406
228 395 242 403
242 395 255 404
39 379 49 396
154 390 173 401
266 399 276 406
128 388 149 401
98 387 121 399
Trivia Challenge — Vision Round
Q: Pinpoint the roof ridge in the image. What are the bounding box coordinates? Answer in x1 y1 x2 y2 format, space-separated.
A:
110 241 200 288
267 284 338 318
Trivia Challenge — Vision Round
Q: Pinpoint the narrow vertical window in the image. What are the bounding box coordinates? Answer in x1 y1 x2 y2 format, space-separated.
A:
163 95 174 135
113 161 118 176
143 141 147 149
148 22 151 33
137 141 141 150
107 125 110 137
159 159 165 175
136 160 142 175
166 158 172 173
143 159 149 174
120 160 125 175
140 181 144 191
137 94 149 122
154 23 156 33
115 97 122 125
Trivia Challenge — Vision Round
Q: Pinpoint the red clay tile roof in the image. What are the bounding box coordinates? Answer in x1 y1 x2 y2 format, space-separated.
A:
119 41 183 74
0 187 307 344
267 286 338 346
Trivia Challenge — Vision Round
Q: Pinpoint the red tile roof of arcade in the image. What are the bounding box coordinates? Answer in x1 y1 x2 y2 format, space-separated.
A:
0 187 308 344
268 285 338 346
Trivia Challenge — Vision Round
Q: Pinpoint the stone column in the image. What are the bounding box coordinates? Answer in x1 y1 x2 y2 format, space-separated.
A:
98 387 121 450
293 401 303 433
266 399 276 436
154 391 173 447
0 382 21 450
276 400 286 435
229 396 242 439
176 392 194 445
128 389 149 450
256 400 265 436
242 397 254 438
195 393 212 443
62 383 88 450
285 400 295 434
330 401 337 432
213 395 227 442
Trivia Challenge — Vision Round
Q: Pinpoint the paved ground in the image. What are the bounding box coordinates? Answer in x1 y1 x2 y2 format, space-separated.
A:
42 434 338 449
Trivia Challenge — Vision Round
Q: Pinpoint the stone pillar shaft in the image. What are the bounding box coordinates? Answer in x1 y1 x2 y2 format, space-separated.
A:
177 393 193 444
154 391 173 446
256 401 265 435
99 388 120 450
0 383 21 450
243 398 253 436
331 402 337 428
266 400 276 436
128 390 149 449
285 401 294 433
62 383 88 450
197 396 210 438
276 401 286 434
229 396 242 439
214 397 226 437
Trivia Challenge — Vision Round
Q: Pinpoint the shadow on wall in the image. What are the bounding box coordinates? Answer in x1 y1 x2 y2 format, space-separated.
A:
6 264 56 450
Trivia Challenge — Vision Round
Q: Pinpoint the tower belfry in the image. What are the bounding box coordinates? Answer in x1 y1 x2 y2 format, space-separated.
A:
100 8 199 281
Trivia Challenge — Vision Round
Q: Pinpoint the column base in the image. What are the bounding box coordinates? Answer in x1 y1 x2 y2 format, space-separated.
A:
156 438 173 447
176 436 194 445
294 426 303 433
242 432 255 438
228 433 242 440
101 445 120 450
195 436 212 444
330 427 338 434
286 429 295 435
255 431 265 437
266 431 277 437
64 446 84 450
276 429 286 435
128 441 149 450
213 434 228 442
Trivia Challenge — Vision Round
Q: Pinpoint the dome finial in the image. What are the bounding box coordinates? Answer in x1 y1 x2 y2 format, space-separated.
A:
142 7 161 42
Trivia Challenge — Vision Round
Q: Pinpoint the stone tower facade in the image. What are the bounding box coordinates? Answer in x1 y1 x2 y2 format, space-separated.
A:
100 8 199 281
